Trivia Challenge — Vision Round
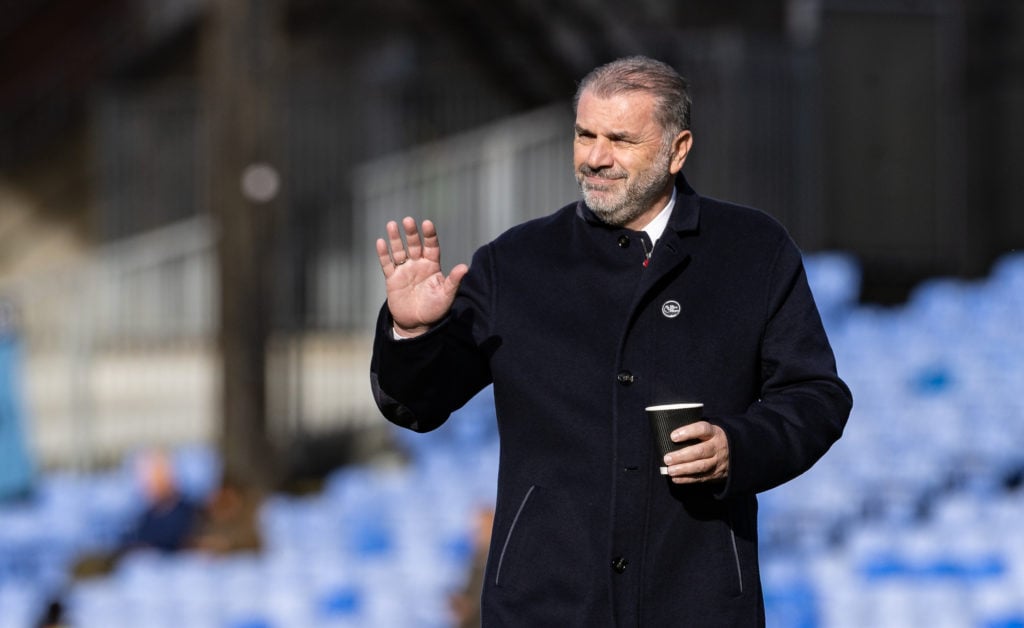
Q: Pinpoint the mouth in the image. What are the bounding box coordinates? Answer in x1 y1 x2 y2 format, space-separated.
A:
579 170 625 189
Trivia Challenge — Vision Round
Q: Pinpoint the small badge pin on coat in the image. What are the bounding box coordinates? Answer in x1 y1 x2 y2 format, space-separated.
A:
661 300 681 318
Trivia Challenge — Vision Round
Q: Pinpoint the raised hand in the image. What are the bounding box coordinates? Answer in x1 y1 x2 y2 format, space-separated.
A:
376 217 468 338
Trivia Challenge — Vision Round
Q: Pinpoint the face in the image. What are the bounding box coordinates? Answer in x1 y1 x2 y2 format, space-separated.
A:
573 89 692 230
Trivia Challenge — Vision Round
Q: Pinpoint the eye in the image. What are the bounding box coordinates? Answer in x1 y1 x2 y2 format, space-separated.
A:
607 133 637 146
574 127 595 140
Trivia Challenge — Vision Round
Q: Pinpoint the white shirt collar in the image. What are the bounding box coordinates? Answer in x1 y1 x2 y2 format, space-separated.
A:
640 186 676 245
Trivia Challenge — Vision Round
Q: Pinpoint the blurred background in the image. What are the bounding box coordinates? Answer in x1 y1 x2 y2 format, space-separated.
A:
1 0 1022 626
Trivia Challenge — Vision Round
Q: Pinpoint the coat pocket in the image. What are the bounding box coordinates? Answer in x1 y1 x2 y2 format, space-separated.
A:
725 497 759 599
669 487 753 599
491 484 594 601
494 485 536 587
727 522 744 596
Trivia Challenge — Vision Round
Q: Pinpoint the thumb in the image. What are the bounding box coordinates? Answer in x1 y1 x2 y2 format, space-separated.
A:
444 263 469 296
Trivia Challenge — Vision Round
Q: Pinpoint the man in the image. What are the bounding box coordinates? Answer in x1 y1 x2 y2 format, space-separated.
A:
370 56 851 627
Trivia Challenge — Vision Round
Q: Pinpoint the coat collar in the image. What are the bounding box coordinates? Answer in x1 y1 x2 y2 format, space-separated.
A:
666 174 700 234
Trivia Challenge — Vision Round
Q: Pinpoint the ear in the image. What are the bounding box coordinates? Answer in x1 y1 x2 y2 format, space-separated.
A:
668 130 694 175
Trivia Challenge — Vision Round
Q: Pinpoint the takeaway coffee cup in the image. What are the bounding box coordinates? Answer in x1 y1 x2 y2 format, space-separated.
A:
645 403 704 475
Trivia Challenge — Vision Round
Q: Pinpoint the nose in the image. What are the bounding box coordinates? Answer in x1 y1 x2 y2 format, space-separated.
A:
585 138 614 170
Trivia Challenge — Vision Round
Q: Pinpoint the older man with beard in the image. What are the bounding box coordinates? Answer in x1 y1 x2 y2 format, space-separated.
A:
370 56 851 627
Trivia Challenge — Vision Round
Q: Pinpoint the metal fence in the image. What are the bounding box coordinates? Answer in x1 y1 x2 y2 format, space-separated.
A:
350 104 581 330
1 216 217 468
7 34 819 466
2 105 582 468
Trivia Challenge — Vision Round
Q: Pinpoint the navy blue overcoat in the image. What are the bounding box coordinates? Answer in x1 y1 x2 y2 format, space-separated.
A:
371 176 852 627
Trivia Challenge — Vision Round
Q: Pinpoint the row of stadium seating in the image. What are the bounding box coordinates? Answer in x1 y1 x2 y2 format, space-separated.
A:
1 251 1021 627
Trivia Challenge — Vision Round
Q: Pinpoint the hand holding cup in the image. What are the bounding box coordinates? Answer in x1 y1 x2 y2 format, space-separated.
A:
646 403 704 475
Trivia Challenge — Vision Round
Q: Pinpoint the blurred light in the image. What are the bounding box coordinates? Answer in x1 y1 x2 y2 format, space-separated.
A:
240 163 281 203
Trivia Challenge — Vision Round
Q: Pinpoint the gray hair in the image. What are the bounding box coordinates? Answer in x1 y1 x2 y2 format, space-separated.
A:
574 56 692 139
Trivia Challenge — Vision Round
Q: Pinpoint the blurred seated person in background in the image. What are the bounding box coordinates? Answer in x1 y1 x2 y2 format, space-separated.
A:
47 451 263 626
125 448 201 552
0 297 35 502
73 449 201 577
450 506 494 628
72 449 263 579
188 470 263 555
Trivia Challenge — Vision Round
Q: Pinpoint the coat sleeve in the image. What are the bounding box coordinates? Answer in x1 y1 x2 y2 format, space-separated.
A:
710 234 853 497
369 245 495 433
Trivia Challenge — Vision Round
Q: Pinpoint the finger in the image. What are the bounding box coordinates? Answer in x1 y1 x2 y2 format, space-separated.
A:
671 420 713 443
387 220 408 265
376 238 393 274
420 219 441 263
666 459 718 483
663 441 705 467
445 263 470 296
665 460 704 481
403 216 423 260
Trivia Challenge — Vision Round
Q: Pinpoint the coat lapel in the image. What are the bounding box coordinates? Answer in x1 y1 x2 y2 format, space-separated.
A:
629 175 701 315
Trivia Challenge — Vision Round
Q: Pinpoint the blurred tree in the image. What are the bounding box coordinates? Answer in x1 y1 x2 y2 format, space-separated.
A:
202 0 286 489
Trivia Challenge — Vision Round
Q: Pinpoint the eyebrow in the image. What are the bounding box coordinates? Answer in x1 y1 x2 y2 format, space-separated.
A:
574 124 641 143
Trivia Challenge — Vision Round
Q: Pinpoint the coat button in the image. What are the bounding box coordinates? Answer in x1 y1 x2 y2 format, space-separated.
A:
616 371 635 385
617 235 630 248
611 556 628 573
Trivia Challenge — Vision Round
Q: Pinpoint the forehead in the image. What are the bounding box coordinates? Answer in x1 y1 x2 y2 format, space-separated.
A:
575 89 661 135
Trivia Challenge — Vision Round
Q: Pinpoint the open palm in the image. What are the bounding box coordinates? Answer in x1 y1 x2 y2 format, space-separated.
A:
376 217 468 337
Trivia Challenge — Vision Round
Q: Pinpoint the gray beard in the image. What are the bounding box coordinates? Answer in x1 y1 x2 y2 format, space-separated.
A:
576 152 674 227
582 187 648 227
